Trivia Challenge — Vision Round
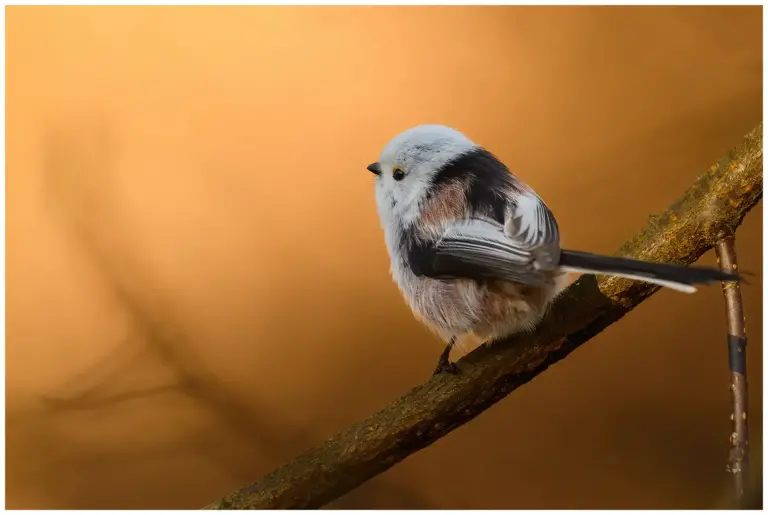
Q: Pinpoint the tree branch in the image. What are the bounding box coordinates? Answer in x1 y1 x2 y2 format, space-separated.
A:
205 123 763 510
715 236 750 504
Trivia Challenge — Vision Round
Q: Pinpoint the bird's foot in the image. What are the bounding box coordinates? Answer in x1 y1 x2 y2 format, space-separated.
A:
432 345 460 376
433 360 460 376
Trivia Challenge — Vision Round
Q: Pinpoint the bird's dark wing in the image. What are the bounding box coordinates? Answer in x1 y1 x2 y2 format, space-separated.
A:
407 219 551 285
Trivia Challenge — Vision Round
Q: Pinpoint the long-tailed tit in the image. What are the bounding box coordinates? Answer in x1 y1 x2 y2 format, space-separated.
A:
367 124 740 375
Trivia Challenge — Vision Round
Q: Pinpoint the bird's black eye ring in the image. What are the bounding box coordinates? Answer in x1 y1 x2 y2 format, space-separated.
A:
392 167 405 181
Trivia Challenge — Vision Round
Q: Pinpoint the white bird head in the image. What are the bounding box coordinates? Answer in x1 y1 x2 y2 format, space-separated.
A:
367 124 478 225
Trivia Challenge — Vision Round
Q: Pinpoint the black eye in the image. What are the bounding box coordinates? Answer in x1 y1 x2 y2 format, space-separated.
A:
393 167 405 181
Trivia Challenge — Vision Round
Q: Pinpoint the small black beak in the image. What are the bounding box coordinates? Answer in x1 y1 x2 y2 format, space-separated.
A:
367 162 382 176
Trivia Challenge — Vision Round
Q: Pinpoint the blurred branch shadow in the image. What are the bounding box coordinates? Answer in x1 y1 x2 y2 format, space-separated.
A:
40 123 309 457
10 120 429 509
39 325 178 411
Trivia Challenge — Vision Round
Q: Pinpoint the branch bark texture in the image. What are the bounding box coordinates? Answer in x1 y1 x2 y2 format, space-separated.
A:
715 236 750 503
206 123 763 509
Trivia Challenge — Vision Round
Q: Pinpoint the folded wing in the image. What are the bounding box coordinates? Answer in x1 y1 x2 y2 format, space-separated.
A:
407 218 550 285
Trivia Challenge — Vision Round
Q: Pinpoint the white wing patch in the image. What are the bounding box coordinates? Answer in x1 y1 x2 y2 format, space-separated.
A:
505 192 561 270
506 192 560 247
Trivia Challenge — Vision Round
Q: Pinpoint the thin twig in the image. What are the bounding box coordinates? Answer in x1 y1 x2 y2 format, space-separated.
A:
205 122 762 510
715 235 750 505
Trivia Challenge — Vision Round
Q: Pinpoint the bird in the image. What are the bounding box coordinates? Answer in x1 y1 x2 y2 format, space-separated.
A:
366 124 741 376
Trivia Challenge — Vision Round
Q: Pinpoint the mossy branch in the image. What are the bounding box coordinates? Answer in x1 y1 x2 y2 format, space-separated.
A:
205 123 763 510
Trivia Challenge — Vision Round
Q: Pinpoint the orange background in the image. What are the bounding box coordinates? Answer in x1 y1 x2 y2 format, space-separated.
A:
6 5 763 509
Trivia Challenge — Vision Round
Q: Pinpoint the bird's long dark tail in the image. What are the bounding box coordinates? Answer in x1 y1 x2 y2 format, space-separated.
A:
558 249 741 293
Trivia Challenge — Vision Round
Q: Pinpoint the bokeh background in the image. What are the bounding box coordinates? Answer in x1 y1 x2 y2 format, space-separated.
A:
6 5 763 510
